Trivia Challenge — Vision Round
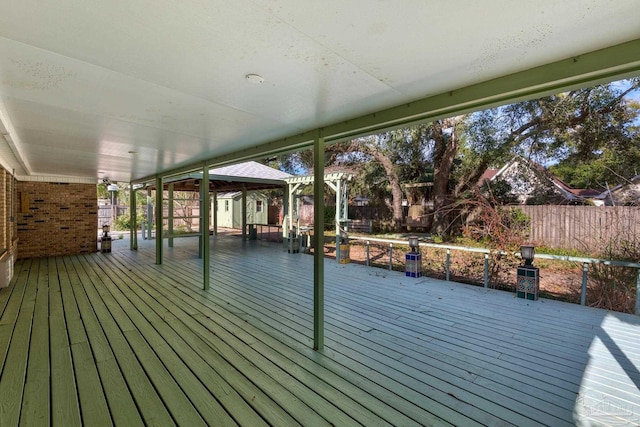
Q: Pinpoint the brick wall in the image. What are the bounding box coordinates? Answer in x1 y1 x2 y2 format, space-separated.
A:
16 182 97 258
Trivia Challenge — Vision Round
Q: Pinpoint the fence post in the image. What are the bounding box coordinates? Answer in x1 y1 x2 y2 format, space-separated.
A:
484 253 489 288
635 269 640 316
389 243 393 271
581 262 589 306
366 241 370 267
446 249 451 281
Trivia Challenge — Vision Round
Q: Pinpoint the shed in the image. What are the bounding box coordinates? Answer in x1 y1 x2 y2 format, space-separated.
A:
216 191 269 229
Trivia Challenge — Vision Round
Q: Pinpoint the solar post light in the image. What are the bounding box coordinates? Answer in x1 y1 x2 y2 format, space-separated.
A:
101 224 112 253
516 244 539 300
406 235 422 278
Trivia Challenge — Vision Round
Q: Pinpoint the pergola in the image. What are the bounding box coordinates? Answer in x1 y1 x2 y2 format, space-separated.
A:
284 172 353 258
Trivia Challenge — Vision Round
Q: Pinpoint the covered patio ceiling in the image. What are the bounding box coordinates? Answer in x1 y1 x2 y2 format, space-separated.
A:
0 1 639 184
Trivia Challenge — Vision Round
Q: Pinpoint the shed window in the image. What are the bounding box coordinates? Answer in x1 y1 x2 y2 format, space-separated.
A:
256 200 263 212
225 200 229 212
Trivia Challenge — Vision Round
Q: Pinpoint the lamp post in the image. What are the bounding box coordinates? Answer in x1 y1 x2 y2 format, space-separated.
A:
406 235 422 278
101 223 112 253
516 244 538 300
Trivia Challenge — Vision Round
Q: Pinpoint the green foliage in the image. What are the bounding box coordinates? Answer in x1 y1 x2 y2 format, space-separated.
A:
482 178 518 205
113 212 145 231
323 206 336 230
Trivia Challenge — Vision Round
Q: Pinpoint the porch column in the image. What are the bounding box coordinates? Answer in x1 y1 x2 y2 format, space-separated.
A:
202 165 210 290
335 177 341 262
129 185 137 250
212 191 218 236
241 185 247 241
282 185 289 247
147 188 153 240
168 183 174 248
313 130 325 351
155 176 163 265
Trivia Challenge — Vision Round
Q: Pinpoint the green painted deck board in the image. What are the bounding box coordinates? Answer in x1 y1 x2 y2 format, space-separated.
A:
1 234 639 426
20 259 51 426
50 257 82 427
0 259 36 427
64 257 176 427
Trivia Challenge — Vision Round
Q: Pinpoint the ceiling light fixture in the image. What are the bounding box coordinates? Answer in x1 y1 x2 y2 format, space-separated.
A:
245 74 264 84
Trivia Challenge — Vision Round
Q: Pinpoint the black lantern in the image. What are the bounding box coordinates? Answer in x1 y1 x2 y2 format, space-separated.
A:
516 244 538 300
102 223 110 238
520 244 535 266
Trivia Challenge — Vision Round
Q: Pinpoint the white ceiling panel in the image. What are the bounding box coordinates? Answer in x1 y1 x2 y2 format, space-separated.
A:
0 0 639 182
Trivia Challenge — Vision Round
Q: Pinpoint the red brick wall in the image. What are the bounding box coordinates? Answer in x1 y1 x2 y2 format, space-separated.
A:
16 182 97 258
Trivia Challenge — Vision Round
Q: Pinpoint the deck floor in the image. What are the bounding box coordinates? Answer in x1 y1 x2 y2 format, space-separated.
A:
0 234 639 426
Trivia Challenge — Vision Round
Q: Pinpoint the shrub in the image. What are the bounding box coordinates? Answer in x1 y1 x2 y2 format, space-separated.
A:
588 240 639 314
113 213 145 231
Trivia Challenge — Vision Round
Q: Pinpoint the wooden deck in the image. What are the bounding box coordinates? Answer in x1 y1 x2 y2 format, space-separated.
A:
1 234 639 426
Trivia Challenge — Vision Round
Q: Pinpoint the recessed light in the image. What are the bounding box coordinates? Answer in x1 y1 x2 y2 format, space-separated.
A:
128 150 137 154
245 74 264 84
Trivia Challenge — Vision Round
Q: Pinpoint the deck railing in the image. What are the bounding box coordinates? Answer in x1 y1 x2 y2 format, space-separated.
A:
347 236 640 316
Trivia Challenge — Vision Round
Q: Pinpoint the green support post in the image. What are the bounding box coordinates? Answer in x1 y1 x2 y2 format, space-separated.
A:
168 183 174 248
147 188 153 240
202 165 210 290
212 191 217 236
313 130 325 351
242 185 247 241
335 178 341 262
155 176 163 265
129 185 137 250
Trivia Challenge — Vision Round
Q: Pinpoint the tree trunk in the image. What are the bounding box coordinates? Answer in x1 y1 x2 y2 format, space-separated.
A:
370 150 404 231
431 119 462 236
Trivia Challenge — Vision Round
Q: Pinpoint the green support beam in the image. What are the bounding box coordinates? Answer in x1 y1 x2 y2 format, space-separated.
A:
241 185 247 241
202 165 210 290
129 185 137 250
214 191 218 236
168 183 174 248
155 176 163 265
313 131 325 351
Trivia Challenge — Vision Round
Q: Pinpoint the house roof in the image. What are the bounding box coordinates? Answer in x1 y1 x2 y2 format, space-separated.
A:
477 169 499 186
157 161 291 192
0 2 639 184
483 156 604 202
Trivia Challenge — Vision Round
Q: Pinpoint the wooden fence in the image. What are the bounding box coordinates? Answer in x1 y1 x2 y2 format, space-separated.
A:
517 205 640 251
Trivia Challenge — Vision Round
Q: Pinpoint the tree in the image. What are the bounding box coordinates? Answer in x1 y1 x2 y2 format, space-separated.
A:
327 126 432 231
431 79 640 235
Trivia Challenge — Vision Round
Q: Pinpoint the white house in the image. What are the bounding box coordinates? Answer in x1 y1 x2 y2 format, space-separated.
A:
480 156 603 205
